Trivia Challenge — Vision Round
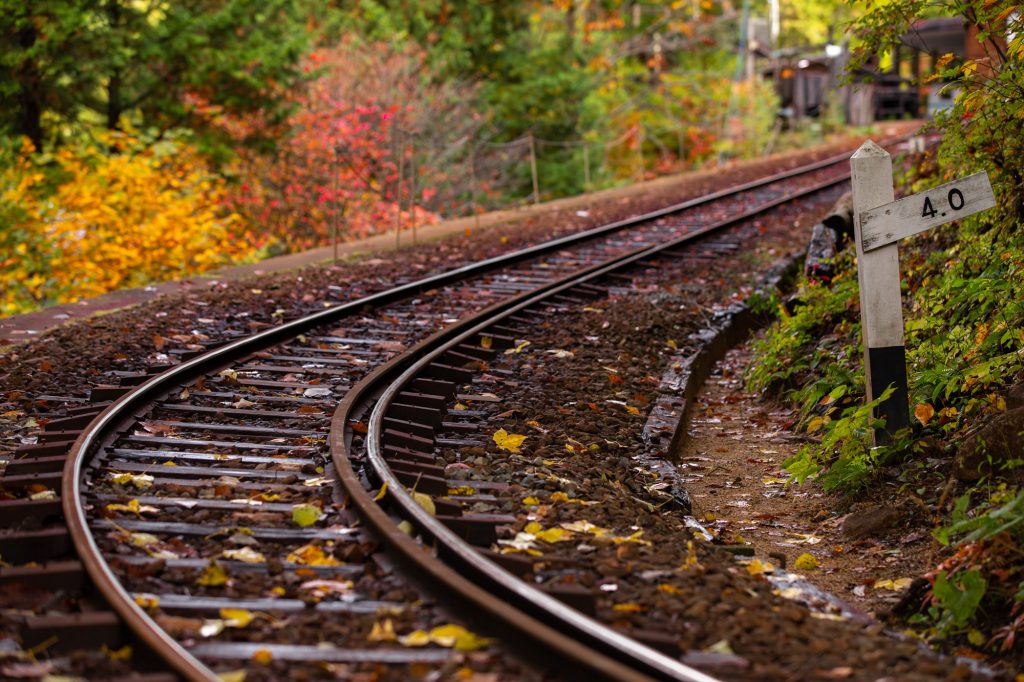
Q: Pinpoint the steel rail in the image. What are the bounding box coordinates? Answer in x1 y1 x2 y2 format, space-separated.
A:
360 172 852 681
59 141 899 680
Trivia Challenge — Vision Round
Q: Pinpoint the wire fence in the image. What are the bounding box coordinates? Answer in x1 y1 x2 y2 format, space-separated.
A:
328 116 726 254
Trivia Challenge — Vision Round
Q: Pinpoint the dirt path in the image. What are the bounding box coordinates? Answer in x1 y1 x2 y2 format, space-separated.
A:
678 340 944 621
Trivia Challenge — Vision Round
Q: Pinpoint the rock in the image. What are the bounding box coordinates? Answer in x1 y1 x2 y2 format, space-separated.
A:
1006 382 1024 410
804 223 838 281
821 192 854 244
841 505 901 539
955 406 1024 482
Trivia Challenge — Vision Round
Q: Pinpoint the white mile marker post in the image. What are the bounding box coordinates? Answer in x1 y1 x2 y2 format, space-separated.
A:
851 141 907 443
851 139 996 443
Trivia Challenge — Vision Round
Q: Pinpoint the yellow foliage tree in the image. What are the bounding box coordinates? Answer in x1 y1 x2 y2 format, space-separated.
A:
1 132 256 316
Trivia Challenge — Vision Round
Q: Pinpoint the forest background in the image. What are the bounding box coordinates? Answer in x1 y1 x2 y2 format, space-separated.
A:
0 0 852 316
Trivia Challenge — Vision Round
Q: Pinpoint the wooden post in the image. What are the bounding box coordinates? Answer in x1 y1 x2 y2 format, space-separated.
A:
851 140 908 442
394 130 405 249
409 135 417 245
636 125 645 183
332 146 340 265
470 150 481 231
528 133 540 205
582 144 591 191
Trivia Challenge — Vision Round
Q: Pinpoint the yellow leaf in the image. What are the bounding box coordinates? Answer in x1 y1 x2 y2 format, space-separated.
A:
806 416 829 433
550 491 569 503
428 624 493 651
480 336 493 350
914 403 935 426
412 491 436 516
873 577 913 591
936 52 954 68
658 583 683 595
286 543 341 566
368 619 397 642
666 339 677 349
967 629 985 647
373 481 388 501
291 503 322 528
523 496 541 505
454 402 468 411
448 486 475 496
523 521 542 534
682 540 702 570
398 629 432 647
492 428 526 453
744 559 774 575
625 405 641 416
103 645 132 662
794 553 818 570
134 594 159 609
109 472 154 489
217 671 247 682
612 602 646 613
128 532 160 548
535 527 573 543
504 340 531 354
222 547 265 564
220 608 254 628
251 648 273 665
197 561 229 587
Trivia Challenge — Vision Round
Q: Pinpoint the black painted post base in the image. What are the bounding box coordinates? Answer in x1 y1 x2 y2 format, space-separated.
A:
867 344 910 442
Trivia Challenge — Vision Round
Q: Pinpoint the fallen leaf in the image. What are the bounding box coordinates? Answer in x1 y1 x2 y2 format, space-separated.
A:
106 499 158 516
429 624 493 651
398 629 432 647
109 472 154 490
873 577 913 591
914 403 935 426
480 336 493 350
612 602 646 613
794 553 818 570
128 532 160 548
412 491 436 516
197 561 229 587
374 481 388 501
492 428 526 453
299 579 353 598
220 608 254 628
287 543 341 566
251 648 273 665
291 503 323 528
522 496 541 505
134 594 159 609
367 618 397 642
625 405 641 416
744 559 774 575
217 671 247 682
222 547 266 564
535 527 573 543
504 340 530 354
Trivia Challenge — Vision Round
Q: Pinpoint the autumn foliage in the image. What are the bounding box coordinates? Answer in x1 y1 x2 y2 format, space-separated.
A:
1 132 254 315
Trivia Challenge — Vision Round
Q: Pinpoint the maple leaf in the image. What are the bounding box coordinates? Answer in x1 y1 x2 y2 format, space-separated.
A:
914 403 935 426
492 428 526 453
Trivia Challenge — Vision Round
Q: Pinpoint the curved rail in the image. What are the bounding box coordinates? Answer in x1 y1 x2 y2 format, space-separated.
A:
59 141 899 680
356 171 850 681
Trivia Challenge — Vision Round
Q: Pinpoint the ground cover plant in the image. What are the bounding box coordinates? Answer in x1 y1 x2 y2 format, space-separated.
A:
748 0 1024 669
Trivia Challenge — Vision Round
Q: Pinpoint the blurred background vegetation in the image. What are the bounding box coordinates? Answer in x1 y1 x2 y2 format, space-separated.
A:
0 0 856 316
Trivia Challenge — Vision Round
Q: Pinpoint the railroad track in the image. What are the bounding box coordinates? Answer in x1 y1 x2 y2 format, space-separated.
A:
0 142 904 681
